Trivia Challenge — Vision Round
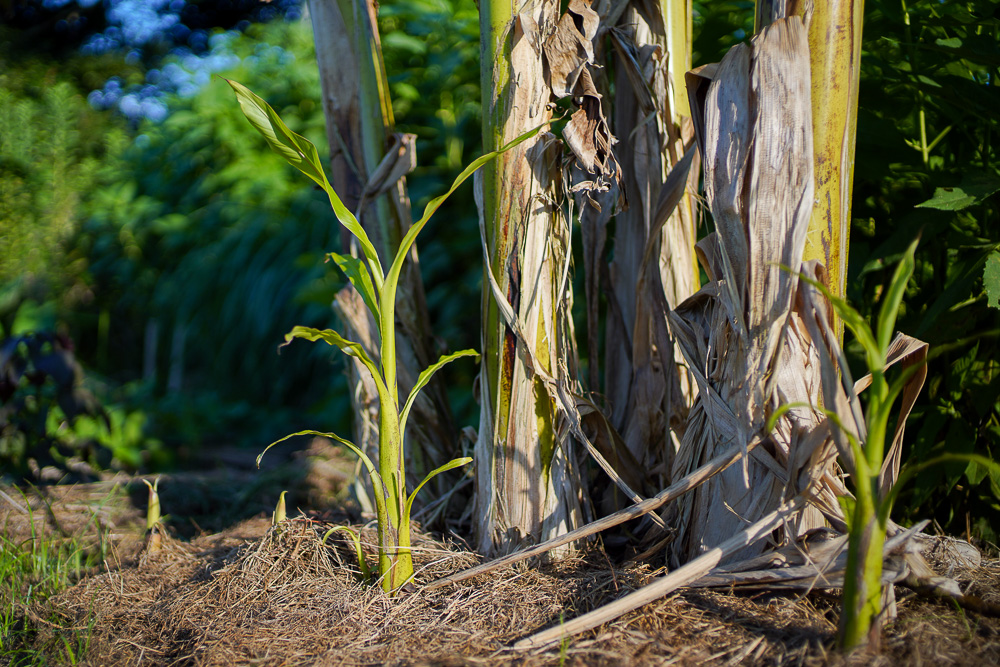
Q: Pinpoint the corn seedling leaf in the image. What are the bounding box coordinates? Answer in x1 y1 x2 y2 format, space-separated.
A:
876 238 918 353
403 456 473 527
259 430 390 546
327 252 380 320
257 430 377 487
795 269 883 368
765 401 813 432
323 526 371 580
399 349 479 435
226 79 384 287
280 326 389 400
883 453 1000 523
381 123 548 317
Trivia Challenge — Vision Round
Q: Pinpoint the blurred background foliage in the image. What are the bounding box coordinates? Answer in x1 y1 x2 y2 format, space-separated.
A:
0 0 997 544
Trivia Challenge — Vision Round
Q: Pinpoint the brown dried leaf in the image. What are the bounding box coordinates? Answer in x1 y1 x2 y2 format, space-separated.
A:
543 0 600 98
563 68 619 183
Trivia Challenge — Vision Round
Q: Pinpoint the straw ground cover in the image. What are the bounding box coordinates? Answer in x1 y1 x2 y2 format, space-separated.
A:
4 479 999 666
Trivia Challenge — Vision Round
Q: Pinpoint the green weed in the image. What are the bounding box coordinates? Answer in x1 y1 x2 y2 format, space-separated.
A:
0 495 102 663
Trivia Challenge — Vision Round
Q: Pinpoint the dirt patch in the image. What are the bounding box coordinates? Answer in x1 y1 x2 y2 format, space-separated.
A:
16 515 1000 666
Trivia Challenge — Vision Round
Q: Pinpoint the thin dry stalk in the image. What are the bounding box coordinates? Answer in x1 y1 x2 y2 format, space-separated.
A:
426 435 763 591
515 495 809 650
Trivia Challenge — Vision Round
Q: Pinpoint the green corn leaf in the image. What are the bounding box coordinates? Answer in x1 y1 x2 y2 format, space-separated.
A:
398 349 479 436
381 122 549 318
257 429 374 477
225 79 325 183
402 456 473 526
257 429 386 501
837 495 856 526
322 526 371 580
883 453 1000 524
327 252 380 319
225 79 384 287
259 429 391 556
280 325 387 396
876 238 918 353
797 269 882 368
765 401 813 432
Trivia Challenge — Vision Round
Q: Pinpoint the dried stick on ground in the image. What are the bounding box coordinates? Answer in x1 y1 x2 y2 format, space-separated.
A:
425 435 762 591
515 495 809 650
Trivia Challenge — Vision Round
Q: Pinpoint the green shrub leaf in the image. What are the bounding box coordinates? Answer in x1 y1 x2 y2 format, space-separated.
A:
985 250 1000 310
915 173 1000 211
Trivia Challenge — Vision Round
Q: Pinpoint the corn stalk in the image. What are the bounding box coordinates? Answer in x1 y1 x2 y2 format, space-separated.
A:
474 0 589 555
586 0 699 502
233 80 542 592
756 0 864 334
308 0 457 494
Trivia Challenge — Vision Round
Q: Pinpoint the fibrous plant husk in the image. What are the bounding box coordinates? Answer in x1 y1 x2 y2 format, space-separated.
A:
474 0 589 556
593 1 700 498
664 16 827 567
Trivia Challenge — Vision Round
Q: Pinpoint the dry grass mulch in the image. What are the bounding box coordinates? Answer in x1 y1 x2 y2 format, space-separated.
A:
16 515 1000 666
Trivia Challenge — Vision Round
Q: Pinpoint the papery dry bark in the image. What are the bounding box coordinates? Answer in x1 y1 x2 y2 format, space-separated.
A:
757 0 864 332
475 1 585 556
666 17 829 565
595 1 700 502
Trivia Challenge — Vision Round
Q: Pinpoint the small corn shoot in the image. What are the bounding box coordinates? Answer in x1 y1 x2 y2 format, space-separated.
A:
772 239 1000 650
272 490 287 526
323 526 372 582
228 79 543 593
142 478 162 553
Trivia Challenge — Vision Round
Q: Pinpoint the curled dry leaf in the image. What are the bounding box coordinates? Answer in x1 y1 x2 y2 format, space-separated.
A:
563 68 620 185
541 0 621 192
542 0 599 98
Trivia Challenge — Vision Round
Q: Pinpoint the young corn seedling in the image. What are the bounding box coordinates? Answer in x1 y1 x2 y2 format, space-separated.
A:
142 478 162 553
272 490 287 526
772 238 999 650
228 79 543 593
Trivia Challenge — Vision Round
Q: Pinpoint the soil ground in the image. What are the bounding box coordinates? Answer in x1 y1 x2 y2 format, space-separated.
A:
3 443 999 666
